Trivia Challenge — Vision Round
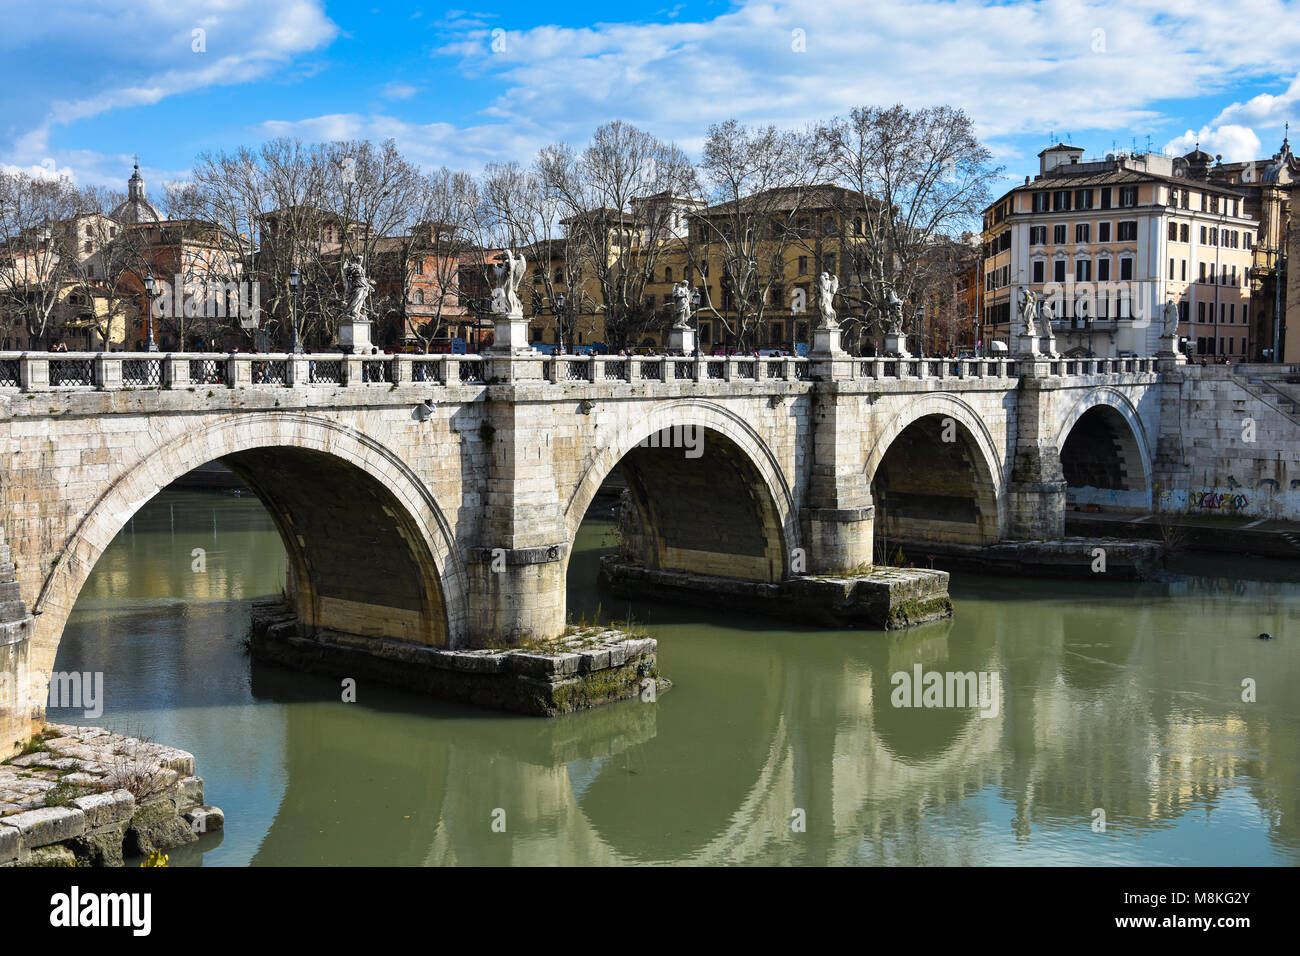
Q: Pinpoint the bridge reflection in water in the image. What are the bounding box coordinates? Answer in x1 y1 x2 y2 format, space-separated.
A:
51 491 1300 866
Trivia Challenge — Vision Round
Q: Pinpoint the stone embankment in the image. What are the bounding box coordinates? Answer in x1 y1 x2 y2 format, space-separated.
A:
0 724 222 866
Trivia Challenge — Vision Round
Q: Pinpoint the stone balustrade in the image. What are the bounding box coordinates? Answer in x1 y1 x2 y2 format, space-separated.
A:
0 350 1161 392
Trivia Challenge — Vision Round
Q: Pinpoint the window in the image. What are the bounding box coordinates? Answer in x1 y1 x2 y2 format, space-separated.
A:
1053 224 1067 244
1098 258 1111 281
1032 192 1050 213
1100 188 1112 209
1198 302 1206 323
824 253 836 274
1180 224 1189 242
664 267 672 283
1098 222 1111 242
1229 304 1235 323
1032 260 1045 283
1053 191 1071 211
555 267 564 284
1075 189 1093 210
1170 257 1175 278
413 289 424 305
1076 259 1091 281
1119 186 1138 207
86 265 94 278
1075 223 1090 243
1030 225 1047 245
1181 260 1186 280
1209 264 1217 283
1199 262 1207 282
1054 260 1067 282
1209 227 1218 245
1168 222 1178 241
1117 221 1137 241
1120 257 1133 280
797 256 808 275
1200 225 1207 244
1209 195 1220 214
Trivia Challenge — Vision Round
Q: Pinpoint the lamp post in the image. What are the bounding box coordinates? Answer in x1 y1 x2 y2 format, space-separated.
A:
143 273 158 351
555 292 565 355
693 288 702 357
289 269 302 353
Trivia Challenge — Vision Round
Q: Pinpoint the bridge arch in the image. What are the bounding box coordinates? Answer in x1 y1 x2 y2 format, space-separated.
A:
1055 387 1153 511
564 400 798 583
865 393 1005 546
29 412 468 687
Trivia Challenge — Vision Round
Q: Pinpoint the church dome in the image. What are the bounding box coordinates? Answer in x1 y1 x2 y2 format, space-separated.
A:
110 164 164 224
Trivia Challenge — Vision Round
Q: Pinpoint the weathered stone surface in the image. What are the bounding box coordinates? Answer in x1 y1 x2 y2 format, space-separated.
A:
124 801 198 858
5 806 85 846
69 822 127 867
72 789 135 828
177 776 204 812
0 822 22 862
183 806 224 836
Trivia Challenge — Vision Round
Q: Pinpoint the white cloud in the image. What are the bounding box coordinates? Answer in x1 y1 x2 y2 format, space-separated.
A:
1210 72 1300 130
0 0 337 168
1164 125 1264 163
380 83 421 100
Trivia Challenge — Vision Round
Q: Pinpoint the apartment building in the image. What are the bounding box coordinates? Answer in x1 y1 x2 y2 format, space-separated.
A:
982 143 1257 359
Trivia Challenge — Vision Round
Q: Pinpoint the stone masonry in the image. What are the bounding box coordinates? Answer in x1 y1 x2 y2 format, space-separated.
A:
0 349 1297 754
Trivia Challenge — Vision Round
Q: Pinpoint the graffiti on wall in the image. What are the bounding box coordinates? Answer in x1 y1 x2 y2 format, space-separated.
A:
1188 490 1249 512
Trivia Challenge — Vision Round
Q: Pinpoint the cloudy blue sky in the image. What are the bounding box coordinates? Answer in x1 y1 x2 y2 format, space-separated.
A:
2 0 1298 194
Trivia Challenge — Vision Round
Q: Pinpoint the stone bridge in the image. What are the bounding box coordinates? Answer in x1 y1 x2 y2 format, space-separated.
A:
0 343 1268 753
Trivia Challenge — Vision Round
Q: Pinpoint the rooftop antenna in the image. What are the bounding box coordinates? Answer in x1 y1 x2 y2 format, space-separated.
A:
1144 135 1152 153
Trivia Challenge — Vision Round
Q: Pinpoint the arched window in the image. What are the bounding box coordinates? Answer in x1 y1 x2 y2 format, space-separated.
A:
664 267 673 283
413 289 424 305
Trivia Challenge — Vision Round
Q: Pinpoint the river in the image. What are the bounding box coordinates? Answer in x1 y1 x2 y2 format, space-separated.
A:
49 488 1299 866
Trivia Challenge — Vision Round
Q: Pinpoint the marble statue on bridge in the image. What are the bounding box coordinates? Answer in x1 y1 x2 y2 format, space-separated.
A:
491 250 526 317
1018 286 1038 338
818 272 839 328
342 259 374 322
672 280 693 329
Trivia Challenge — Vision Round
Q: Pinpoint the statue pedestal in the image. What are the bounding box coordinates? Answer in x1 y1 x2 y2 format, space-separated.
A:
488 312 532 352
338 318 372 355
884 331 910 357
811 324 845 355
1015 333 1043 359
667 325 696 354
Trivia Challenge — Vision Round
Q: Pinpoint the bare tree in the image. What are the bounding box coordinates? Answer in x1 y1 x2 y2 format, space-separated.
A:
694 120 826 351
482 161 597 350
0 170 87 348
374 166 483 351
536 121 695 350
819 105 1000 351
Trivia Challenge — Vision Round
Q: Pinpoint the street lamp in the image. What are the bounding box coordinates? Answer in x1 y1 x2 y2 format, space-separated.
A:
143 273 158 352
555 292 565 354
692 288 702 357
289 269 302 353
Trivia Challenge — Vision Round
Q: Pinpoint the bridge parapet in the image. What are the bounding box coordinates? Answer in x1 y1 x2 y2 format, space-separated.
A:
0 350 1166 394
0 351 487 392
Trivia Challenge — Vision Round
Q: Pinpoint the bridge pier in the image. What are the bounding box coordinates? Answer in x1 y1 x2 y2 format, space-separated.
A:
1005 362 1067 540
803 386 875 571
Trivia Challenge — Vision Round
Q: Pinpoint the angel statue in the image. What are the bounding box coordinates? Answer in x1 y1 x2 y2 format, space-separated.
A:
671 280 693 329
490 249 526 316
817 272 839 328
342 259 374 322
885 282 904 335
1018 286 1038 338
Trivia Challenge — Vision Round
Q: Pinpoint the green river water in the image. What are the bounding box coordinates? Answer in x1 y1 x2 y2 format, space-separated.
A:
49 488 1300 866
